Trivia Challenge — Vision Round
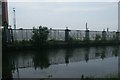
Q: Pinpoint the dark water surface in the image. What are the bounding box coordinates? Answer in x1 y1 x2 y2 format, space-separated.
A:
3 46 120 78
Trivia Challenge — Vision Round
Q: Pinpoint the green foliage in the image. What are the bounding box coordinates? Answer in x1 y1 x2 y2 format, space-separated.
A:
13 40 31 47
32 26 49 46
69 36 73 41
95 34 101 41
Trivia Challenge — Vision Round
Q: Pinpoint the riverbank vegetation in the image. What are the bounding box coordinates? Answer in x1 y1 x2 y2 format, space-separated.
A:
4 26 120 51
6 39 120 51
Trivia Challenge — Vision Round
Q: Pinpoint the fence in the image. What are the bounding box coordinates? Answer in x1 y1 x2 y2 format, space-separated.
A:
8 29 119 42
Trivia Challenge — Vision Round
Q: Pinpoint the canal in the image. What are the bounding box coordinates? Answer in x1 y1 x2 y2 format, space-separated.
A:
2 46 120 78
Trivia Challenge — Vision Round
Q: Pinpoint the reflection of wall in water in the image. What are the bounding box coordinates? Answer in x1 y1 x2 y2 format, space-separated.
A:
10 46 120 70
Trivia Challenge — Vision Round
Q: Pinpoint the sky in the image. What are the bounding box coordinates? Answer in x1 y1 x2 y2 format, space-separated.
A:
7 0 119 31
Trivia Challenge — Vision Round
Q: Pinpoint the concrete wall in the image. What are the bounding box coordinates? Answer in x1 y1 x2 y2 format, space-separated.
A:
11 29 118 41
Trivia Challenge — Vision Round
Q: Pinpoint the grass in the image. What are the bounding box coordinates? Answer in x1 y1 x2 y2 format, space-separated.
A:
5 39 120 51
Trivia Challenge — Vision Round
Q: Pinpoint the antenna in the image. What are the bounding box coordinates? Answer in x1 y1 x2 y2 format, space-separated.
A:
86 22 88 30
13 8 16 29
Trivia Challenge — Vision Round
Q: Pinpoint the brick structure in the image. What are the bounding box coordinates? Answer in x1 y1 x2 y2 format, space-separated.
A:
2 0 8 25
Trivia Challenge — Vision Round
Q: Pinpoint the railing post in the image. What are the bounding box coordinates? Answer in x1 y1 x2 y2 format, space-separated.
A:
85 29 89 41
116 31 119 41
11 28 14 43
102 30 106 41
65 27 71 42
8 28 11 43
2 21 8 46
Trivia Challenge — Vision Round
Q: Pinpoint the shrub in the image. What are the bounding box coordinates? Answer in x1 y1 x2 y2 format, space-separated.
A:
32 26 49 46
95 34 101 41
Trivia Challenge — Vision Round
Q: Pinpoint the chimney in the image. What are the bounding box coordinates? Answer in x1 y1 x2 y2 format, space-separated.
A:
2 0 8 25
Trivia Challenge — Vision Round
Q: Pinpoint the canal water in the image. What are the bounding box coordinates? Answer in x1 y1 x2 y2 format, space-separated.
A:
3 46 120 78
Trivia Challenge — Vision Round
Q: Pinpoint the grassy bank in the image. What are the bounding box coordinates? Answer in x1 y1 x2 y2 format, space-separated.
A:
4 40 120 51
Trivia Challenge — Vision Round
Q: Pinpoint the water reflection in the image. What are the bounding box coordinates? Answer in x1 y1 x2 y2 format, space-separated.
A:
101 47 106 59
112 46 119 57
2 53 13 79
84 47 89 62
33 50 50 70
65 48 74 65
2 46 120 78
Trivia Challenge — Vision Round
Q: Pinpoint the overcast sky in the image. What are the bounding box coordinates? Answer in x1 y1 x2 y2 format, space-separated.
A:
8 0 119 31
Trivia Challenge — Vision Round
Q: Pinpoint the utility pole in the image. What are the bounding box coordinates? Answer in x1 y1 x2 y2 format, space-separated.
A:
13 8 16 29
13 8 16 41
86 22 88 30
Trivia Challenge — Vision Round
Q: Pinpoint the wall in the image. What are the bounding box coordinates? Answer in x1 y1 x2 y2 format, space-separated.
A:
10 29 118 41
